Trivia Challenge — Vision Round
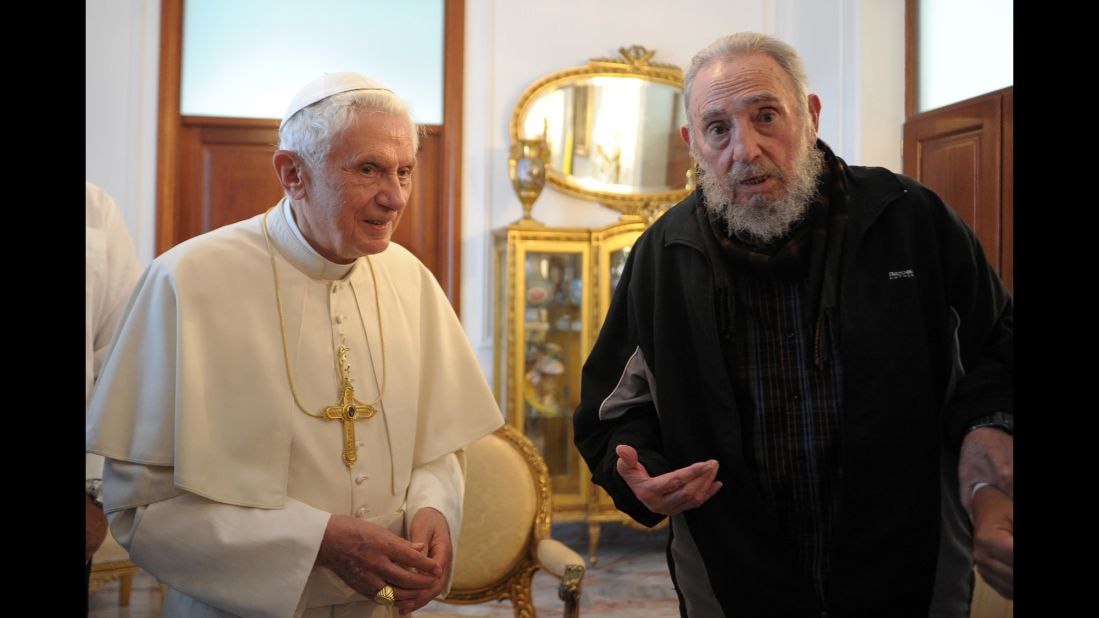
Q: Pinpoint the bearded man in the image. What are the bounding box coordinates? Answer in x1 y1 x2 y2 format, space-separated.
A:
573 32 1013 617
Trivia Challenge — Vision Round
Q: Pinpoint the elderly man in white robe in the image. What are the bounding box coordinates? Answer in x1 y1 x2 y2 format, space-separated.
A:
86 72 504 617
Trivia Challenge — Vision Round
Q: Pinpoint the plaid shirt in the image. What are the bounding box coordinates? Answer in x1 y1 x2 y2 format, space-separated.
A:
700 142 851 604
730 270 844 604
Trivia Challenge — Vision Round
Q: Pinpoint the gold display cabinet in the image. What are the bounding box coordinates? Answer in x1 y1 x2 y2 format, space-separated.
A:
494 218 646 564
499 45 690 564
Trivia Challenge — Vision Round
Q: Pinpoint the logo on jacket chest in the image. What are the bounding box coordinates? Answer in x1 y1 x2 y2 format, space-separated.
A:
888 269 915 280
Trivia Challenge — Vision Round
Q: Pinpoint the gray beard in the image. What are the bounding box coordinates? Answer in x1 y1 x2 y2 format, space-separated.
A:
698 144 825 246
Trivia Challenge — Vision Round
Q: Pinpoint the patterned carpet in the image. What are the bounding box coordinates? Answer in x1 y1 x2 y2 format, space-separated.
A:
88 521 681 617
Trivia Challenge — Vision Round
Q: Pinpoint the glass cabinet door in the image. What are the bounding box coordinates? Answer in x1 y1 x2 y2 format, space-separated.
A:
607 247 630 294
519 247 587 500
593 220 644 335
494 218 655 561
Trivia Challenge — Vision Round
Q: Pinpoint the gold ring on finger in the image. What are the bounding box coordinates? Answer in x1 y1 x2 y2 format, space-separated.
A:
373 584 396 606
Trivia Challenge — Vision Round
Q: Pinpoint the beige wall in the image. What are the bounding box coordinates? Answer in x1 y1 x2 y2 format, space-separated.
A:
85 0 160 267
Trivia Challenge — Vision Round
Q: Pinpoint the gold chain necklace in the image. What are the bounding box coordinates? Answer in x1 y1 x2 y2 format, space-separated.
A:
261 206 388 468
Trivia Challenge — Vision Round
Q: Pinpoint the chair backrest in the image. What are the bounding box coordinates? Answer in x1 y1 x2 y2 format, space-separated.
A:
449 424 552 593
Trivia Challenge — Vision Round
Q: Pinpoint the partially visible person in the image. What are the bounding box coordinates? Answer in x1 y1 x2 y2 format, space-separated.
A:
85 181 141 613
86 72 503 617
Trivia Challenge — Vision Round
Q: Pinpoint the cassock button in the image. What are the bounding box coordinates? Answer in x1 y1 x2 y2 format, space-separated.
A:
355 475 369 485
355 507 369 518
332 284 340 294
335 314 346 324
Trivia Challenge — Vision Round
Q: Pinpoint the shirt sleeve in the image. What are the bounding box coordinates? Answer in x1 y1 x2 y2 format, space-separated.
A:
105 459 329 618
572 242 672 528
404 450 464 596
927 186 1013 450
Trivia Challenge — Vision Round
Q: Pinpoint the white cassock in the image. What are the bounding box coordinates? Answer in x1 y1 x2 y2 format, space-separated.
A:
86 199 504 617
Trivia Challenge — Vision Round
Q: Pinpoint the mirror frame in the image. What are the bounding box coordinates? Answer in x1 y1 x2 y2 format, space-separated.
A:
510 46 693 219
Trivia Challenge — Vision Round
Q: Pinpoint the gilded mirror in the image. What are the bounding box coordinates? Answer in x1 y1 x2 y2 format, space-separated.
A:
510 46 694 220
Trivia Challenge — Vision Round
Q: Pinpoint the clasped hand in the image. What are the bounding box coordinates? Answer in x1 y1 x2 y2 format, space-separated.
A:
317 507 452 615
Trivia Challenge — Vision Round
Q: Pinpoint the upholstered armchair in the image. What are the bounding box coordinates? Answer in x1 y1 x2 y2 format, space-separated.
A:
428 424 586 617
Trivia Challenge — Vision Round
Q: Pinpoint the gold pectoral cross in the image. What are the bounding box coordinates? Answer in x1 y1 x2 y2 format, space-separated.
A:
323 345 377 468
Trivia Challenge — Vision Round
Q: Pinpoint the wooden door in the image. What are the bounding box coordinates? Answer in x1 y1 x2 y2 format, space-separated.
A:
903 87 1013 292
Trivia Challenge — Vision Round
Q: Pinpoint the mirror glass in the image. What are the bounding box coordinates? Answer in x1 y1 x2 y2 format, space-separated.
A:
510 47 694 218
519 77 690 195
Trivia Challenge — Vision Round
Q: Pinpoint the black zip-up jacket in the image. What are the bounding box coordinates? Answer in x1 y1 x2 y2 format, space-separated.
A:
573 159 1013 616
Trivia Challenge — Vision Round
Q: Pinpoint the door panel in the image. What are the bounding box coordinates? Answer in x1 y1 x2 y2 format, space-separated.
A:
903 87 1012 292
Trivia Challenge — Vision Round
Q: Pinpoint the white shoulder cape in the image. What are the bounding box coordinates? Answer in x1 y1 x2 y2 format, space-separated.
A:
87 202 502 508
